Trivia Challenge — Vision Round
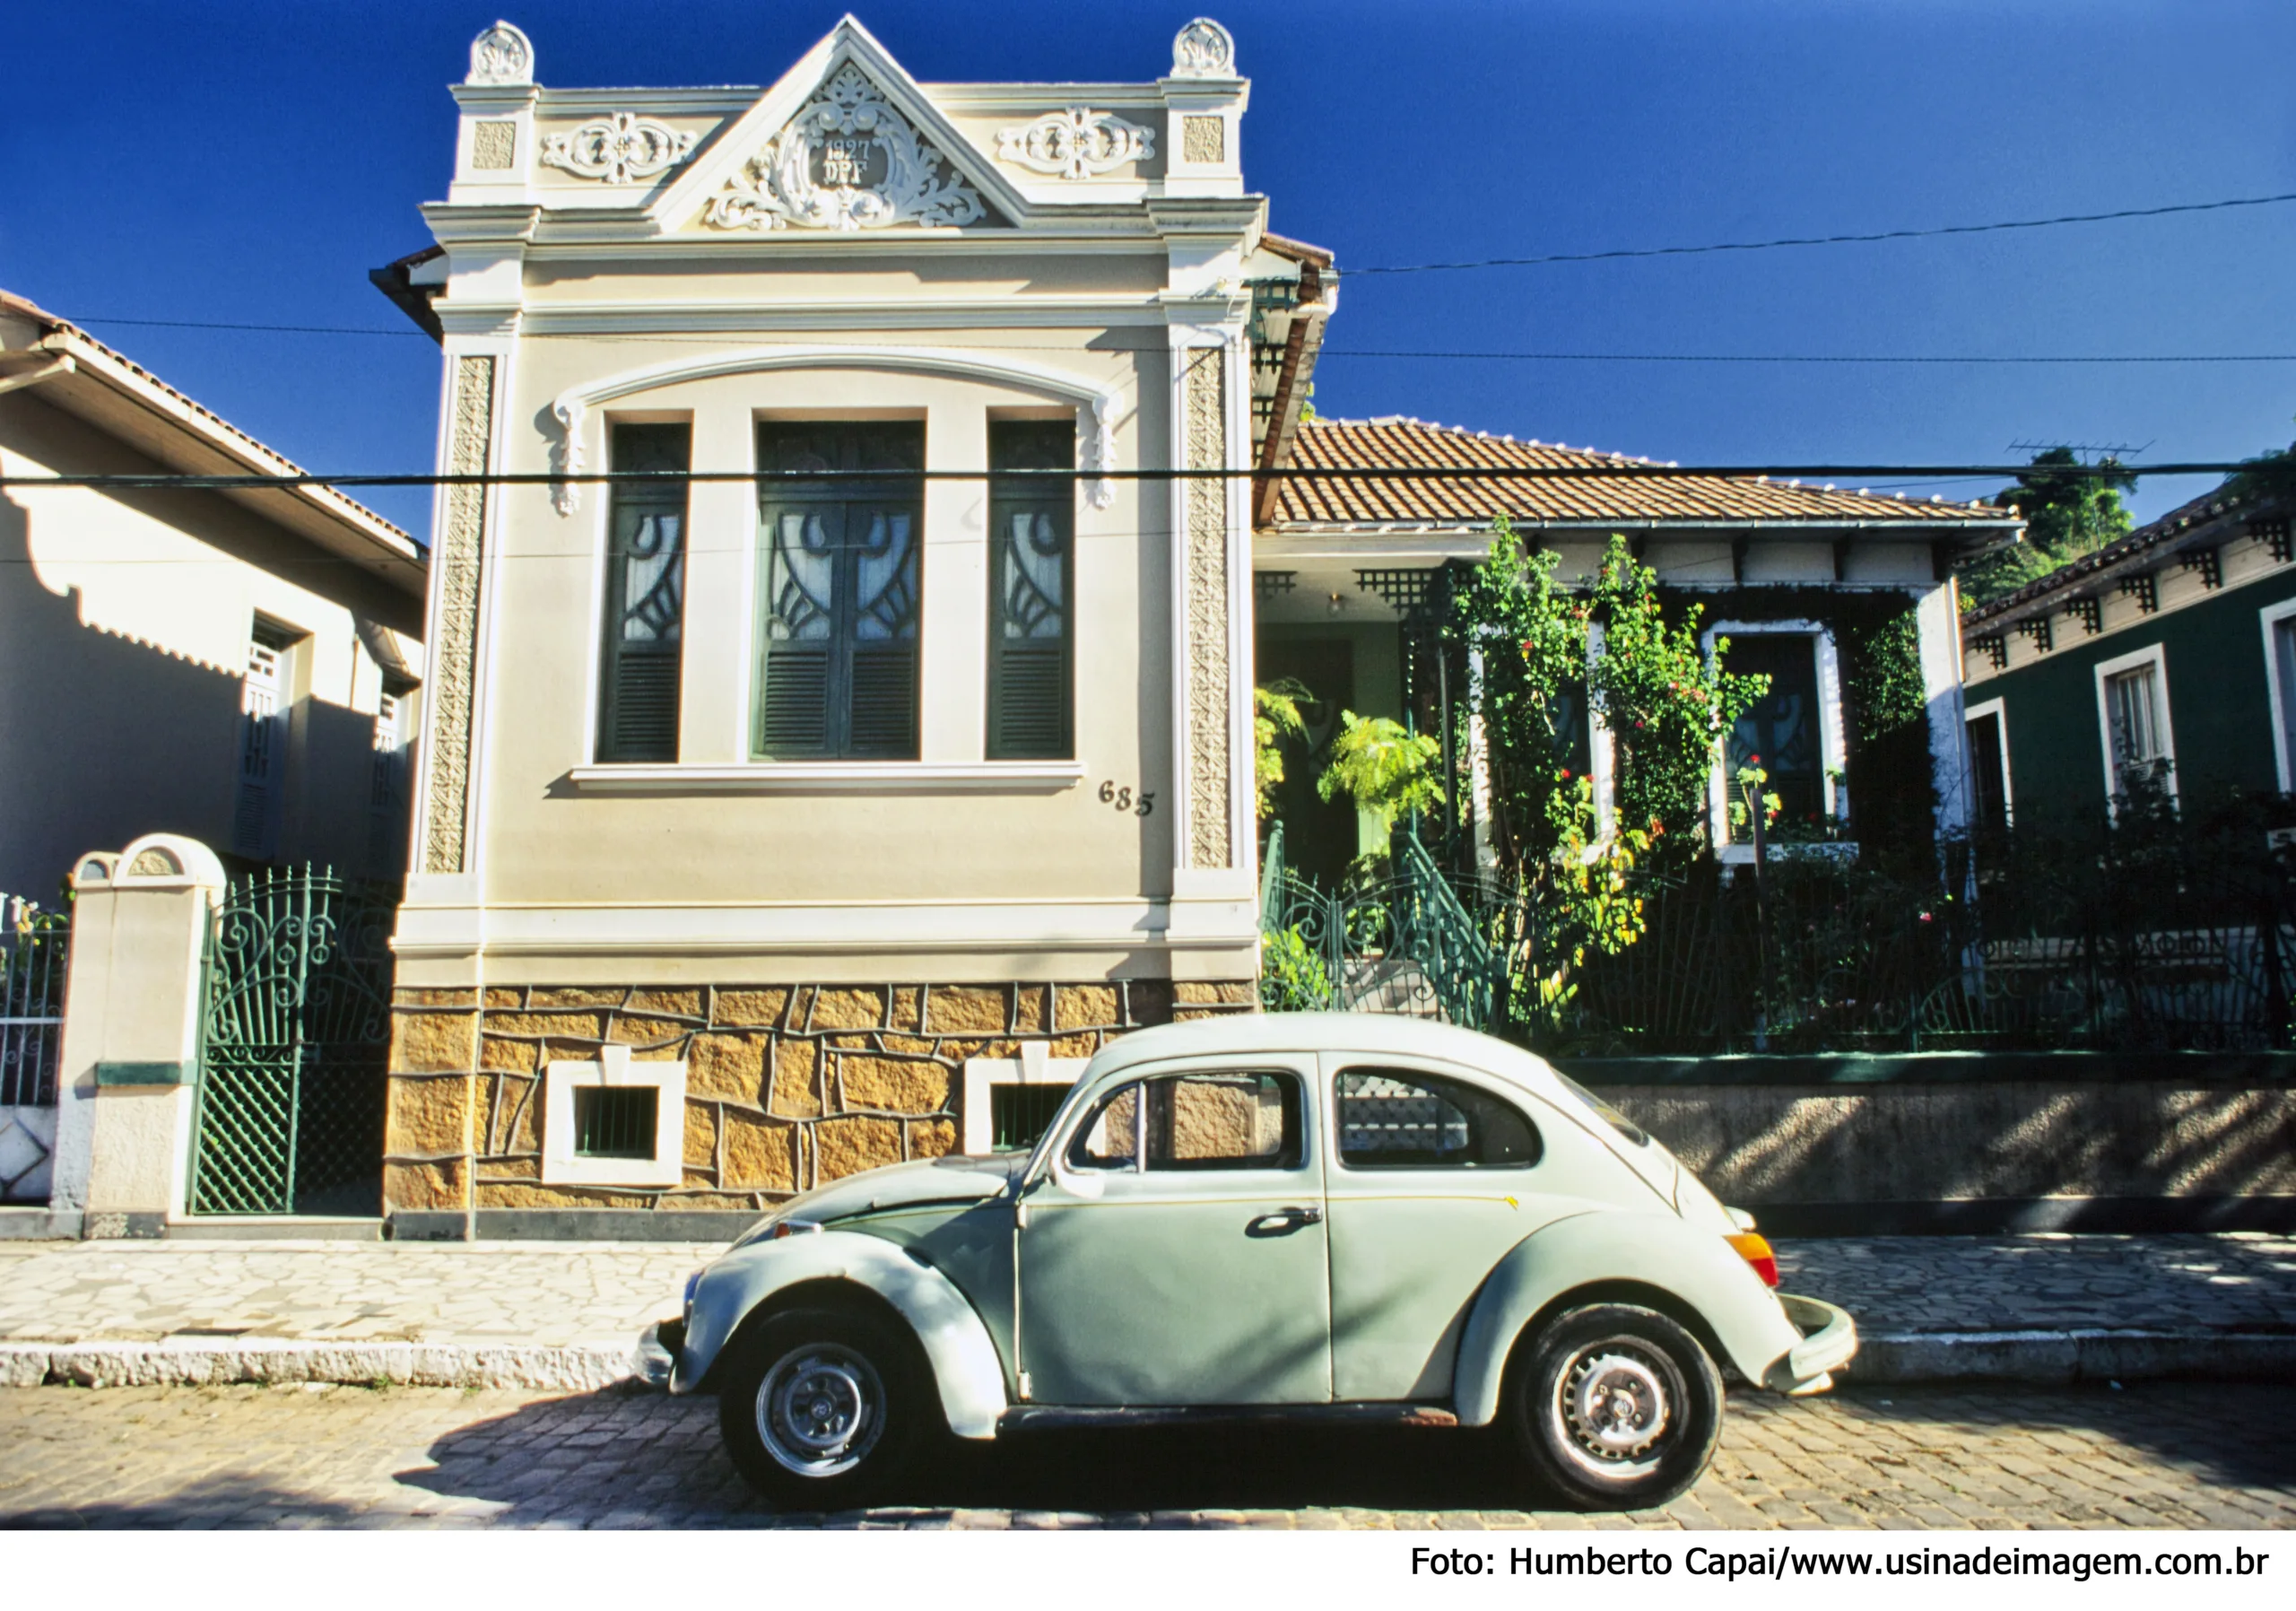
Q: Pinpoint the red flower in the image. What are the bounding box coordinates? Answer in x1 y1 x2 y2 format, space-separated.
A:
1560 768 1572 779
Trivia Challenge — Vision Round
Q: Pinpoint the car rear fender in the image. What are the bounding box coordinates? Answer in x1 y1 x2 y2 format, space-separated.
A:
1451 1211 1805 1426
677 1229 1007 1440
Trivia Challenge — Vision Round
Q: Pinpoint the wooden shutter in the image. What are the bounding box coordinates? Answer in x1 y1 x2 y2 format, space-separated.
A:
755 423 924 760
596 423 690 763
848 647 918 756
987 419 1075 760
759 647 832 754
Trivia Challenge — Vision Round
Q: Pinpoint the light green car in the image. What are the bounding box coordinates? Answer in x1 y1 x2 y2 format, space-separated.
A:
640 1013 1855 1511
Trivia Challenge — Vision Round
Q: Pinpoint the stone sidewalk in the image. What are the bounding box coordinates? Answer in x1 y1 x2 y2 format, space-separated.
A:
1 1232 2291 1389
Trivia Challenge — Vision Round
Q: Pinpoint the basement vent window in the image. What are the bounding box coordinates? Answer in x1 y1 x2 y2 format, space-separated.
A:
961 1048 1091 1155
541 1045 686 1188
989 1084 1069 1153
573 1086 658 1160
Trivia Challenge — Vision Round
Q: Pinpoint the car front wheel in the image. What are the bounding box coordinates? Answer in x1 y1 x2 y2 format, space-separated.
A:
718 1306 930 1508
1508 1302 1723 1511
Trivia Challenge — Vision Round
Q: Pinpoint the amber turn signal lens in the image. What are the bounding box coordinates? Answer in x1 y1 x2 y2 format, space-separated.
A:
1726 1231 1779 1288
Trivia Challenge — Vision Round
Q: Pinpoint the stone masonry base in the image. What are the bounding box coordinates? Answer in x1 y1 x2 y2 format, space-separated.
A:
383 980 1256 1226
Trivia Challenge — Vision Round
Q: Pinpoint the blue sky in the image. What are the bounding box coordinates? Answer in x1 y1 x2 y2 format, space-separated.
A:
5 0 2292 535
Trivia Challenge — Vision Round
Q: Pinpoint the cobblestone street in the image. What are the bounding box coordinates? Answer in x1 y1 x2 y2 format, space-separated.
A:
4 1381 2292 1529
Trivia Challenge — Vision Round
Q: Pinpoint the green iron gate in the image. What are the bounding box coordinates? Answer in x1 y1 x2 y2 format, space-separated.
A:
188 867 394 1215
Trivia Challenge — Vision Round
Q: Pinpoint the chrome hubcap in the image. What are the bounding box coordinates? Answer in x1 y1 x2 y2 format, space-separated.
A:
756 1344 883 1477
1551 1341 1676 1480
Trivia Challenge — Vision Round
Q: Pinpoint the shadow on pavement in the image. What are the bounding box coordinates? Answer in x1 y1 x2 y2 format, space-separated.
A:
390 1382 1544 1522
1815 1380 2296 1493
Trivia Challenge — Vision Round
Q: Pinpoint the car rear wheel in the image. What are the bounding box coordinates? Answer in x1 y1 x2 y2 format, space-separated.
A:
717 1306 932 1509
1507 1302 1723 1511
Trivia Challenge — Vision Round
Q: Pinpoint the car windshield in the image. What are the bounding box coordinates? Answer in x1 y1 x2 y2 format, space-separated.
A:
1552 1070 1651 1147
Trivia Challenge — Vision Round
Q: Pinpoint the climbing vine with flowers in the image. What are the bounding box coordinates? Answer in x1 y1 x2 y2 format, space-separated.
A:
1444 524 1770 1024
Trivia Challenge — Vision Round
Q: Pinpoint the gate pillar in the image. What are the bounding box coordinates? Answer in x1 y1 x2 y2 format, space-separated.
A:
49 834 226 1237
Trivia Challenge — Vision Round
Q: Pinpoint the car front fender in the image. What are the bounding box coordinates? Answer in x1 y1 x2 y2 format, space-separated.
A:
1450 1211 1809 1426
675 1230 1007 1441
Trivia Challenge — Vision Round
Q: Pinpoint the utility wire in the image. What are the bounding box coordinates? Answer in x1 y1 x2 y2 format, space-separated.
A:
1 462 2281 492
48 314 2296 366
1350 191 2296 274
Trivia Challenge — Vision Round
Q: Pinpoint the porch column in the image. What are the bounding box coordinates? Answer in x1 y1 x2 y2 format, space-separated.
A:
1917 578 1974 842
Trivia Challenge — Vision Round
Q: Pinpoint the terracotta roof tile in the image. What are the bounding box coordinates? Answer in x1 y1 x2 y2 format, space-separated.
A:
1271 416 2009 529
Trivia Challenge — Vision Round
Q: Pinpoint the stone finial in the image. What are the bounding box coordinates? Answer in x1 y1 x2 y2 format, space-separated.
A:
1171 18 1236 78
467 20 534 85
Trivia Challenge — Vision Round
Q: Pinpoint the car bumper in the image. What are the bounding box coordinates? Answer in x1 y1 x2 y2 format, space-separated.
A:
636 1318 689 1393
1768 1293 1857 1394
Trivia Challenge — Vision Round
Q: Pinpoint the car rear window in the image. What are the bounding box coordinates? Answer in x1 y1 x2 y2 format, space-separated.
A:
1553 1071 1652 1147
1334 1068 1540 1169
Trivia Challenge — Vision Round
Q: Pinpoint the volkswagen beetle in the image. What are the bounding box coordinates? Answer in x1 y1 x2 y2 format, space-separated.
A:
639 1013 1855 1511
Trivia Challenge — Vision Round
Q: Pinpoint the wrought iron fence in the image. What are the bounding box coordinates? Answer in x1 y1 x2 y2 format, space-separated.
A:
1520 835 2296 1056
188 866 395 1216
1260 821 2296 1057
1258 825 1504 1030
2 895 69 1108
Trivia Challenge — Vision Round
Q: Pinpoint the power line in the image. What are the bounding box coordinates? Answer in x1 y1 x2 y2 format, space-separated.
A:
1 462 2279 493
1349 191 2296 274
49 314 2296 366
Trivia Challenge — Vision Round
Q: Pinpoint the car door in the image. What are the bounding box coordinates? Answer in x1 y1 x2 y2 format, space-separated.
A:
1015 1056 1331 1406
1319 1053 1579 1403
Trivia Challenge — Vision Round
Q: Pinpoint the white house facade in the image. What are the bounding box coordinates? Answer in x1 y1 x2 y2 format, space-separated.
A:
373 18 1321 1235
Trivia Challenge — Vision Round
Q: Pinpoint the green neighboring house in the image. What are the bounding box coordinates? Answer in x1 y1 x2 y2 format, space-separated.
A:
1960 484 2295 826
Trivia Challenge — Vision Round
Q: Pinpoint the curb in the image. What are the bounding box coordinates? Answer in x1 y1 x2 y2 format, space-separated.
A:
1853 1329 2296 1385
4 1330 2292 1394
0 1340 643 1392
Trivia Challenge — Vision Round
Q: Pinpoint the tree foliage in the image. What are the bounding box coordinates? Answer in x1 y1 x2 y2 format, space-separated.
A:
1253 679 1310 820
1442 526 1768 1025
1958 447 2137 606
1586 537 1767 846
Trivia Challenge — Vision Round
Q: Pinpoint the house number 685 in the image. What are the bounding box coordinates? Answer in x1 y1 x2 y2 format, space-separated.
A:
1099 780 1154 816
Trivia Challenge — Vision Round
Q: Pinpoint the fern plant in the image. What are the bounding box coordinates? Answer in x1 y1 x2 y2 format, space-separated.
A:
1316 711 1445 838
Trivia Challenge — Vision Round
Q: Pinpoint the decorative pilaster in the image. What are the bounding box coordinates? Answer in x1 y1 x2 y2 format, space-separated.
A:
1182 345 1233 870
422 354 496 875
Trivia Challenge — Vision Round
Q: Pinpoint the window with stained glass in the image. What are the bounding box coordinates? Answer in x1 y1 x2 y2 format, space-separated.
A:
987 418 1076 759
596 422 690 762
754 422 925 760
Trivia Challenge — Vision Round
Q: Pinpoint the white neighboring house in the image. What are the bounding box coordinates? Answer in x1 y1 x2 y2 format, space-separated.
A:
0 291 428 901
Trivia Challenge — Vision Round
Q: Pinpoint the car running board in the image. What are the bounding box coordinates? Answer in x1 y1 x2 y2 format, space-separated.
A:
996 1402 1461 1433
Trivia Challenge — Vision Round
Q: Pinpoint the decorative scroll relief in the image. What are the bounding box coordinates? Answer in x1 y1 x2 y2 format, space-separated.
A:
702 65 986 231
1172 18 1236 77
1184 346 1233 871
996 108 1154 179
423 355 495 876
540 113 698 184
467 21 533 85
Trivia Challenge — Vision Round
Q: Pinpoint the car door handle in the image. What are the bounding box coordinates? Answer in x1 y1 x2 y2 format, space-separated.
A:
1248 1205 1323 1235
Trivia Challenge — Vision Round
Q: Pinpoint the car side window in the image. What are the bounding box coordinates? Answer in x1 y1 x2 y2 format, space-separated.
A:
1335 1067 1541 1170
1149 1070 1302 1171
1068 1081 1142 1171
1065 1070 1305 1171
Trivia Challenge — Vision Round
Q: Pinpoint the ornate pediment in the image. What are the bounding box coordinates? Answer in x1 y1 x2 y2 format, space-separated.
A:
702 64 992 231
